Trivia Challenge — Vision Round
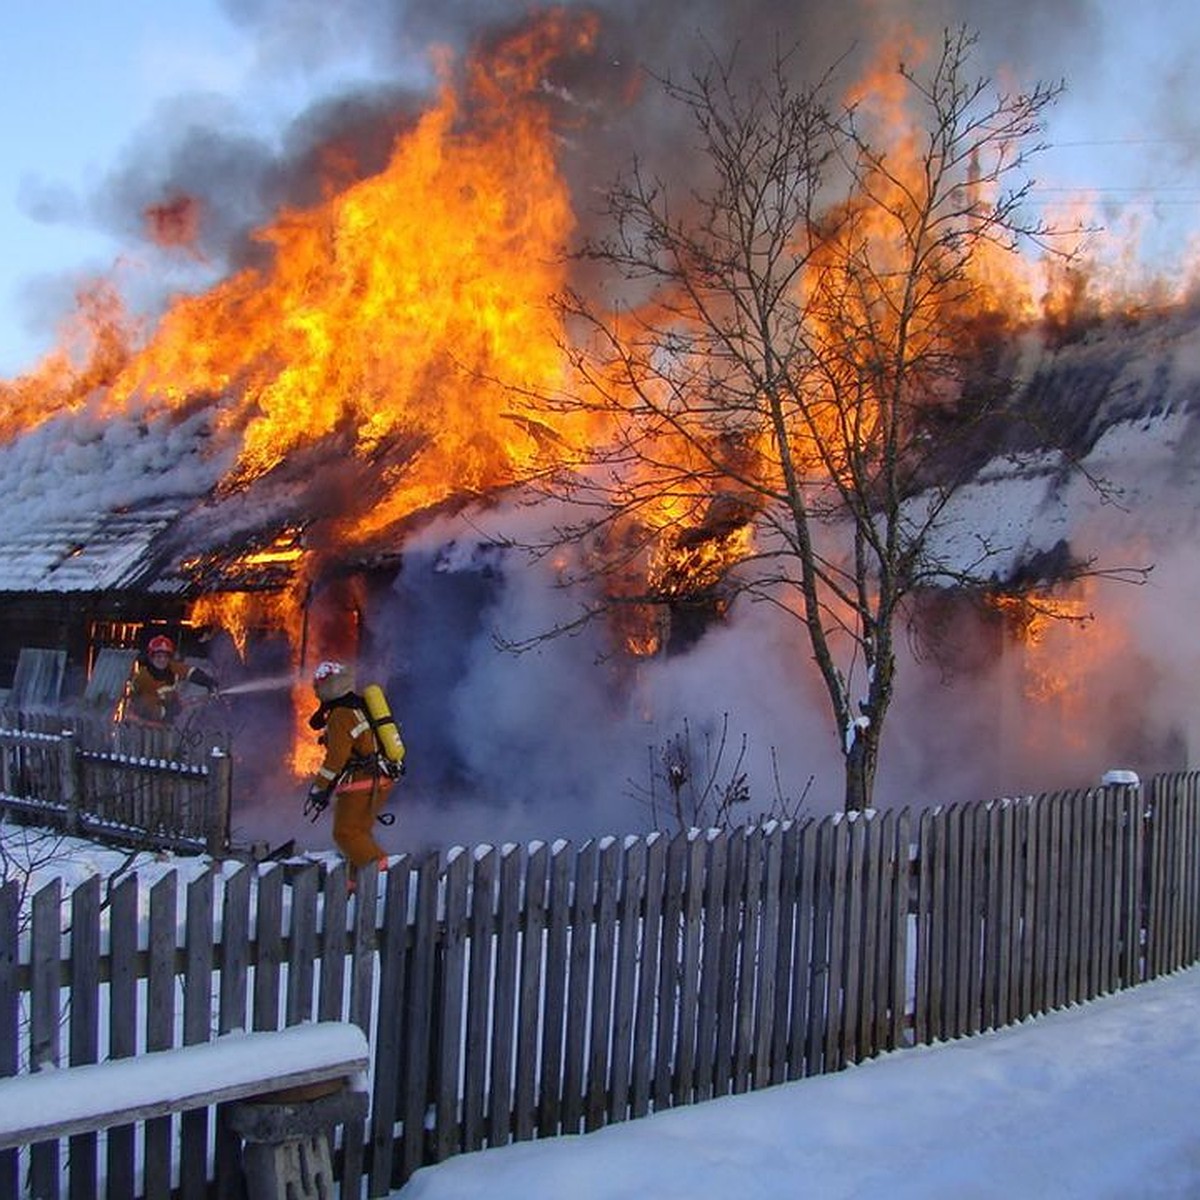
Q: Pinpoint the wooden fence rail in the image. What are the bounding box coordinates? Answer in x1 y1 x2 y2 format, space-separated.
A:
1 773 1199 1199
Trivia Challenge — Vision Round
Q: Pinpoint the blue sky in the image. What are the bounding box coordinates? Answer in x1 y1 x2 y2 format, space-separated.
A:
1 0 1199 379
0 3 248 374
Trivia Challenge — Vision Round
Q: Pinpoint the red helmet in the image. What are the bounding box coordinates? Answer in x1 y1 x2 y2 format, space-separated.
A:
147 635 175 656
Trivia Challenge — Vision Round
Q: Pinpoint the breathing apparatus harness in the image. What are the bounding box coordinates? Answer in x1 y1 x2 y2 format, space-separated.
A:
303 691 405 823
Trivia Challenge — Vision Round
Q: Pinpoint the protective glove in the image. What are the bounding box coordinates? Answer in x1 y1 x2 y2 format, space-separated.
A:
304 785 331 821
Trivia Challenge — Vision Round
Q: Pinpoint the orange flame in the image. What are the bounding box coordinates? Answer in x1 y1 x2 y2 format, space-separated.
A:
0 18 1186 774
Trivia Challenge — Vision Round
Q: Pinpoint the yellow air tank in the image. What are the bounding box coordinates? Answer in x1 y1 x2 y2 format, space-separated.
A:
363 683 406 768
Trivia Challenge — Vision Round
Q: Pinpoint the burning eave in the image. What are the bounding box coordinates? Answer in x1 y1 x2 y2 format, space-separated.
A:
173 524 309 596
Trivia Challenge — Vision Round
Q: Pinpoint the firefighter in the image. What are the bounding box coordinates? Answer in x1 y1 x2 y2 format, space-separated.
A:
124 634 219 726
304 661 392 885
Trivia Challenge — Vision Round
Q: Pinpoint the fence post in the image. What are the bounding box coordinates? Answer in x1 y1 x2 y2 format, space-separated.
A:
206 746 232 858
58 729 81 835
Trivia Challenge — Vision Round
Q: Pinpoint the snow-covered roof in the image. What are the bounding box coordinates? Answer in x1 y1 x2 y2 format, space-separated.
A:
0 508 181 594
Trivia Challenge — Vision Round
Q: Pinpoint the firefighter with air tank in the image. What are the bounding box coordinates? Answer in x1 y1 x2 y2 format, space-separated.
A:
304 660 405 886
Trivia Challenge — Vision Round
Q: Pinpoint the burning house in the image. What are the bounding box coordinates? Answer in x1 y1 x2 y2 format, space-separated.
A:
1 7 1199 847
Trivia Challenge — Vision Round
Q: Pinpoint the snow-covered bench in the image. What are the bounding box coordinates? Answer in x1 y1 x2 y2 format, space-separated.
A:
0 1022 369 1198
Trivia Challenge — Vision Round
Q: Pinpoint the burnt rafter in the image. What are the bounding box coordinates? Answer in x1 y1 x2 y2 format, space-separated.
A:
173 524 308 594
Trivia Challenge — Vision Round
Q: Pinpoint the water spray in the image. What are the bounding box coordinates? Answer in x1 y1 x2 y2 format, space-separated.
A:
217 673 299 696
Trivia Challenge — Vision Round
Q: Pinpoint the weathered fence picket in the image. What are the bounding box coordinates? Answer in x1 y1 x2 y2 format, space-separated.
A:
2 775 1199 1197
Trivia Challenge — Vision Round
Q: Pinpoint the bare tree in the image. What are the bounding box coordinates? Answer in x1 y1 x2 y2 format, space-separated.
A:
530 28 1080 811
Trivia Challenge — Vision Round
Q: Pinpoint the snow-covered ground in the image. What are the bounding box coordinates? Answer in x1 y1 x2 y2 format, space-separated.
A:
402 964 1200 1199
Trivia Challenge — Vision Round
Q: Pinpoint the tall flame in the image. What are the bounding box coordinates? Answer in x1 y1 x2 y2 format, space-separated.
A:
0 18 1187 777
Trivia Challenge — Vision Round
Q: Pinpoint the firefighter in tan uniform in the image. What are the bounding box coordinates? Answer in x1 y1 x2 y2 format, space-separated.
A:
124 634 218 725
305 661 392 883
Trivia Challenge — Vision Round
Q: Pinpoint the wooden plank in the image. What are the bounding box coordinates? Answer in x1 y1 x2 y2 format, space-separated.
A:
30 879 62 1200
144 873 178 1199
733 826 763 1092
1009 800 1027 1022
1186 777 1200 965
220 868 252 1031
752 826 783 1088
978 802 999 1030
942 804 963 1040
1044 793 1064 1008
563 841 598 1133
1017 798 1039 1018
1083 790 1100 1000
215 866 252 1197
806 819 834 1072
695 831 728 1100
370 858 412 1197
584 839 620 1133
1171 780 1189 970
712 828 745 1094
343 863 378 1188
787 820 817 1076
823 817 850 1071
606 838 641 1124
652 833 687 1108
1130 783 1147 986
490 844 524 1144
286 864 320 1025
1070 790 1089 1003
463 847 496 1153
539 841 573 1133
1153 779 1171 976
858 812 883 1060
1028 794 1048 1015
0 882 18 1200
399 853 440 1183
318 862 349 1021
515 843 550 1139
349 862 381 1032
917 808 941 1044
632 833 667 1120
180 871 214 1200
1107 787 1128 993
1186 778 1200 965
1059 790 1079 1003
1096 788 1115 995
105 874 139 1200
889 810 911 1051
254 867 285 1032
955 803 978 1036
769 823 800 1083
675 832 707 1103
839 816 865 1065
997 801 1016 1027
66 877 101 1200
433 850 469 1165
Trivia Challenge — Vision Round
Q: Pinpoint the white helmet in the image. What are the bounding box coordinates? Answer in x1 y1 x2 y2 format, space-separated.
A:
313 660 355 701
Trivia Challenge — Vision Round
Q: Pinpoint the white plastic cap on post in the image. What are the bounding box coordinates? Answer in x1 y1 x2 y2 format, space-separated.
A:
1101 769 1141 787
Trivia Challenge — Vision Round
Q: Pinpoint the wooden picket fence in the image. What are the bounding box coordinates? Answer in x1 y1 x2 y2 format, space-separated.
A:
0 710 231 855
2 773 1199 1199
